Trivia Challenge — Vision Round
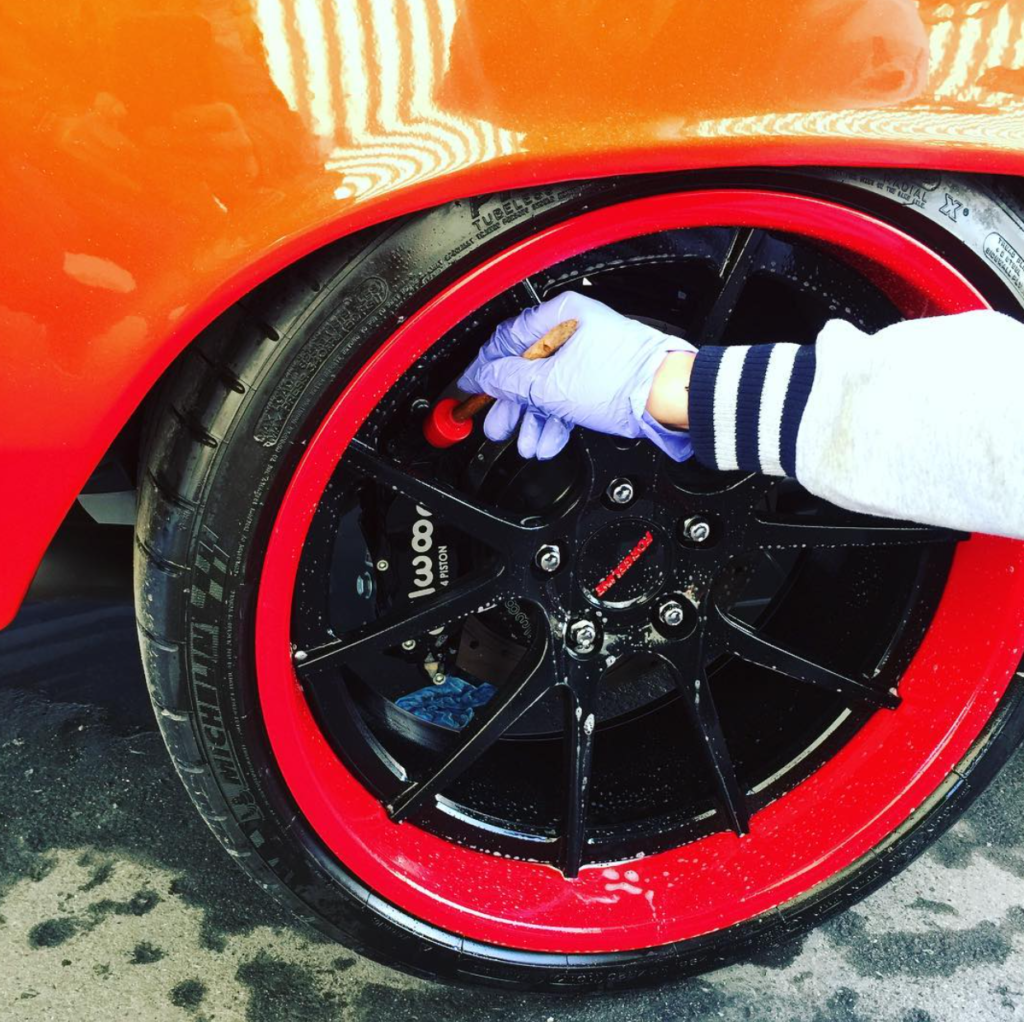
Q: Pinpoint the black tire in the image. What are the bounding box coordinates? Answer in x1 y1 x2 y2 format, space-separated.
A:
136 169 1024 991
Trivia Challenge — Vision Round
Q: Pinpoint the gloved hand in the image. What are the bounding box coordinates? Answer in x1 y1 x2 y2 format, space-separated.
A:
457 292 697 460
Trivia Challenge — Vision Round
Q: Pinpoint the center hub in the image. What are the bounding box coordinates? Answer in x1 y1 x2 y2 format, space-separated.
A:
580 518 668 609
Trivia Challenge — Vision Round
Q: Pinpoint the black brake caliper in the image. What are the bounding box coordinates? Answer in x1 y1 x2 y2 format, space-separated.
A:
384 495 456 607
373 468 538 686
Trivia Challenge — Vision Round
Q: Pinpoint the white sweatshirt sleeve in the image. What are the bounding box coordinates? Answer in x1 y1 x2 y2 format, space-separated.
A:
687 311 1024 539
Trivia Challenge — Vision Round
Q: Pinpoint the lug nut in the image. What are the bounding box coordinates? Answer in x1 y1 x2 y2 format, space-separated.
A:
535 544 562 573
682 516 711 544
659 600 686 628
608 478 635 505
569 619 598 654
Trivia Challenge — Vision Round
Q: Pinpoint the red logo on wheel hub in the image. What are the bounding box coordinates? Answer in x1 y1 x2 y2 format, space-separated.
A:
595 531 654 597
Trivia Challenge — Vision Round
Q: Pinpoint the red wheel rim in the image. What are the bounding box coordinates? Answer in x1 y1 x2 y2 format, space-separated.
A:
256 190 1024 954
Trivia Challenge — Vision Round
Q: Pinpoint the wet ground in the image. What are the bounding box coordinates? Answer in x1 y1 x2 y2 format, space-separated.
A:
2 575 1023 1020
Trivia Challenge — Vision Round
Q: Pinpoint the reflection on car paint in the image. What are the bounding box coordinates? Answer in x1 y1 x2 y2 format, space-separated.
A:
3 0 1024 625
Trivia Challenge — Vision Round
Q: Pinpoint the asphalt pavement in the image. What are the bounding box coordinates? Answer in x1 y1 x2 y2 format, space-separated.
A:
1 582 1023 1021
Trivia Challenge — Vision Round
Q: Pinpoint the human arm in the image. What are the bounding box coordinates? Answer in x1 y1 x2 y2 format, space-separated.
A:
462 294 1024 539
685 311 1024 539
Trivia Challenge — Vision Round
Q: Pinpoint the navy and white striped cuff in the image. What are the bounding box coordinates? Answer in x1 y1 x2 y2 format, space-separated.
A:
689 344 817 477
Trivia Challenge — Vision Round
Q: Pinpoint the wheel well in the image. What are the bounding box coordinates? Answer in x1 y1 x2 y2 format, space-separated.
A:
74 217 385 525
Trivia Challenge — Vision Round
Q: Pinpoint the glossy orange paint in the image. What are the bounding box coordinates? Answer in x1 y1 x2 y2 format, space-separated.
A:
2 0 1024 626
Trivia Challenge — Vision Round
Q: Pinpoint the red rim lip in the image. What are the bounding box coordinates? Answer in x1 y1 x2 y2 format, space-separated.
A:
256 189 1024 954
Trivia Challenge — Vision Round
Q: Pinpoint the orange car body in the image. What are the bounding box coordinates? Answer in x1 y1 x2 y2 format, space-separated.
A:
2 0 1023 625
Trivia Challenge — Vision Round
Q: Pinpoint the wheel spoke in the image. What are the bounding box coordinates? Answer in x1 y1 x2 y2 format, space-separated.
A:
751 512 965 550
559 683 599 878
658 643 749 836
345 438 543 549
717 608 900 710
518 276 543 305
694 228 766 346
388 620 553 822
296 569 505 674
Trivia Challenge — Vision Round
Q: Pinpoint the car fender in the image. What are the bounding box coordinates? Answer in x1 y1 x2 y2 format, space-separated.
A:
2 0 1024 625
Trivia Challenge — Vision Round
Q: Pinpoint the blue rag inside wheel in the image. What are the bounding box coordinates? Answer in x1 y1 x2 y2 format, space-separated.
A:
396 676 497 730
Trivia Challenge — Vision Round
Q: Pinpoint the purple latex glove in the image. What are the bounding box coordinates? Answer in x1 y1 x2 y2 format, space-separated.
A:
457 292 697 460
